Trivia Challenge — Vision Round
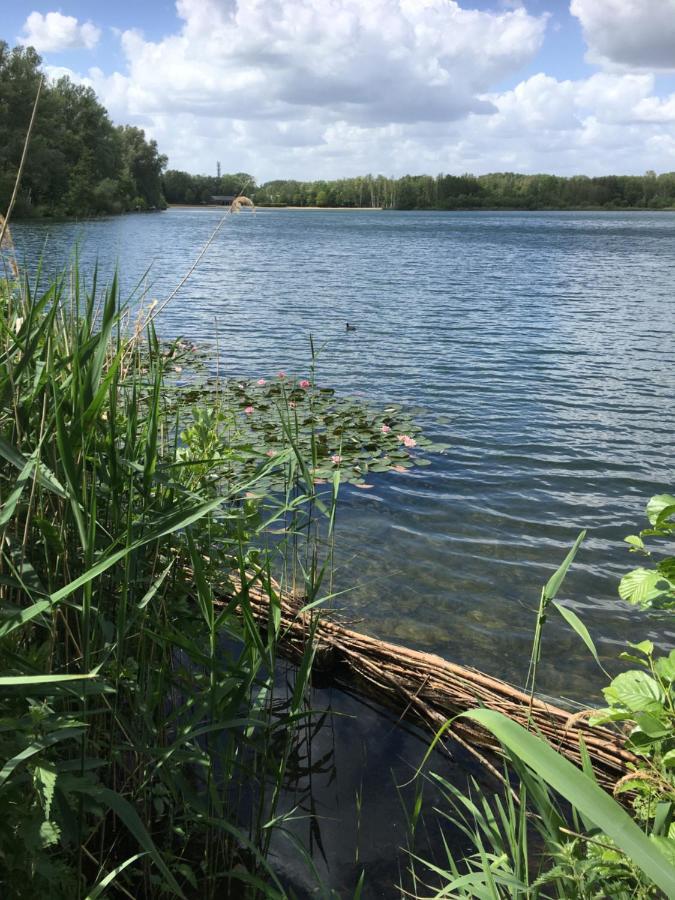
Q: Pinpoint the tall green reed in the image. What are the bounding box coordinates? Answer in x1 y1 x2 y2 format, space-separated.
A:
0 263 339 898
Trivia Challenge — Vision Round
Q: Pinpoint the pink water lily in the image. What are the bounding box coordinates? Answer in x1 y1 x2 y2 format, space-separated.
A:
257 378 266 385
299 379 311 389
277 371 286 379
381 424 391 434
398 434 417 448
331 454 343 465
266 449 276 457
244 406 254 415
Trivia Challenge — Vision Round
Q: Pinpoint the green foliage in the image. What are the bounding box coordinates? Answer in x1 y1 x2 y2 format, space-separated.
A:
226 376 443 487
0 42 167 217
163 170 256 204
411 521 675 898
165 168 675 211
620 493 675 610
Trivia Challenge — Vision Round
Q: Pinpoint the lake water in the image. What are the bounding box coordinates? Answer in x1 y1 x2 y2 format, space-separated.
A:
12 208 675 703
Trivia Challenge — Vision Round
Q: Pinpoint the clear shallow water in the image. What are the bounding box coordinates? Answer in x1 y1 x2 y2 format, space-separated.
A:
12 208 675 700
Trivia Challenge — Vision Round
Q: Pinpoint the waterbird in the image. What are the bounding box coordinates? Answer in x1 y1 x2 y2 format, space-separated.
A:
345 322 357 332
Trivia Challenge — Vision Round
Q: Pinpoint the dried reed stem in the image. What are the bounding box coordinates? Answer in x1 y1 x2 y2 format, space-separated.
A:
0 77 43 249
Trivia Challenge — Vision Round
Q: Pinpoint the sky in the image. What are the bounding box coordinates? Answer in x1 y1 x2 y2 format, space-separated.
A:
4 0 675 180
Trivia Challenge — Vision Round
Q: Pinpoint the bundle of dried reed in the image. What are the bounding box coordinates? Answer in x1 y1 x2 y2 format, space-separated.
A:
224 576 636 792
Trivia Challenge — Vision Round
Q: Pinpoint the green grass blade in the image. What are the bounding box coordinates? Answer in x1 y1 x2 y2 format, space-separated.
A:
0 671 99 686
84 852 147 900
0 726 85 788
552 600 609 675
71 785 186 898
544 530 586 600
462 708 675 897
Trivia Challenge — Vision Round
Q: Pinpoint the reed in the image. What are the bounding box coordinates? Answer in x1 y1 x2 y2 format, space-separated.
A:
0 260 339 898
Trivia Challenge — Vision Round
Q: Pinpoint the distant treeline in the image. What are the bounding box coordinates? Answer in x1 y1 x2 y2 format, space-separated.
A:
1 42 166 217
165 170 675 211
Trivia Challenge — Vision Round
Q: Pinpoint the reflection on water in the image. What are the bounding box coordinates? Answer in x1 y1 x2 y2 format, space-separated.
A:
267 662 499 899
12 209 675 702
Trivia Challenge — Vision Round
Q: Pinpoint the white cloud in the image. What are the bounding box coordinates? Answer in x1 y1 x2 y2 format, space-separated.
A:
19 11 101 53
571 0 675 70
47 0 675 178
97 0 547 125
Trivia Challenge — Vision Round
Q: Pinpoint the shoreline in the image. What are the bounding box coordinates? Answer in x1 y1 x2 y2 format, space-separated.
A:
167 203 675 213
167 203 383 211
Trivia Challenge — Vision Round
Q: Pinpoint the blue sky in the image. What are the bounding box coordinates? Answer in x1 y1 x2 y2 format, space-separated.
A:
4 1 675 179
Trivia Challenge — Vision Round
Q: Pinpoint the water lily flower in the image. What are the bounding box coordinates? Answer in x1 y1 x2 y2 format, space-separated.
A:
244 406 254 414
381 424 391 434
299 379 311 389
277 371 286 379
174 366 182 373
266 449 276 457
398 435 417 448
257 378 266 385
331 454 343 465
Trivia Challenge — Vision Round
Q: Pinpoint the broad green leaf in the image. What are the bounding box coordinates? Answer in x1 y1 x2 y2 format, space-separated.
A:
634 712 670 738
629 640 655 656
460 708 675 898
657 558 675 582
655 505 675 528
624 534 645 551
655 651 675 683
619 567 671 606
34 764 57 818
604 670 664 714
646 494 675 526
39 820 61 847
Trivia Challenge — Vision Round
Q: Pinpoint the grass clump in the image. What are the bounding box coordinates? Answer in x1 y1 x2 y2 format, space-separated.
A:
0 264 292 897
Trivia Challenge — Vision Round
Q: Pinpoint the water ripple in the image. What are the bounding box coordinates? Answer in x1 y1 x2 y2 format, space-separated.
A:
13 208 675 701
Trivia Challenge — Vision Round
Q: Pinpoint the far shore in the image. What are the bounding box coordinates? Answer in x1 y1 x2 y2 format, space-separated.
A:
167 203 383 211
167 203 675 213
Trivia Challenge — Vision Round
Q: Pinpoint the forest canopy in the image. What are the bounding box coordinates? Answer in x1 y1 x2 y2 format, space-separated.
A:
0 42 167 217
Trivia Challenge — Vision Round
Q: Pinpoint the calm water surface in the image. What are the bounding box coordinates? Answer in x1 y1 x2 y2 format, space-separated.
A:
13 209 675 701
